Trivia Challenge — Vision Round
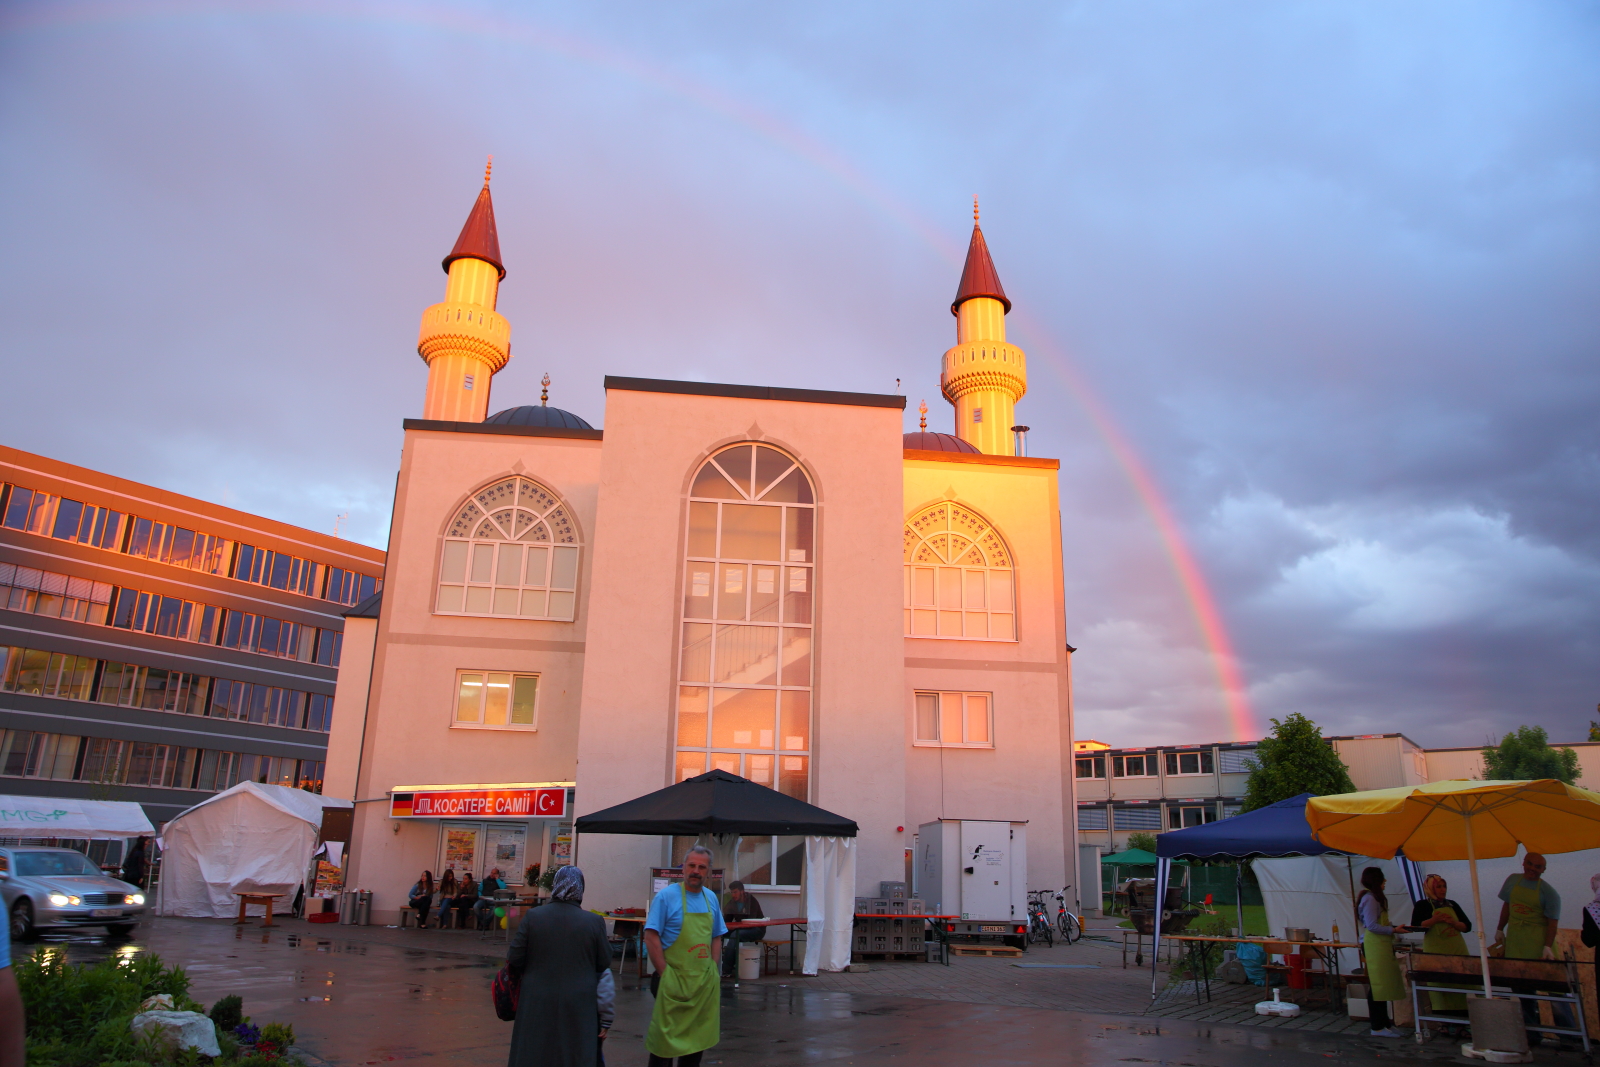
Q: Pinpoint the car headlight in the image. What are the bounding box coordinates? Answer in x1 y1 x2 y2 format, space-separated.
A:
130 894 145 906
48 894 70 907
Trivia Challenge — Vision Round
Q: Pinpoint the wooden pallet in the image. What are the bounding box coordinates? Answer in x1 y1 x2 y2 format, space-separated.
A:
950 945 1024 958
852 951 926 961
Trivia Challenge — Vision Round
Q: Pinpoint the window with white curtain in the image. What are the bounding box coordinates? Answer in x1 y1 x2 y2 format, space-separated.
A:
912 690 993 748
435 477 580 621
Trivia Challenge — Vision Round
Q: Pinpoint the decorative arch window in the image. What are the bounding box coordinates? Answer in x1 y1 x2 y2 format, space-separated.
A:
903 502 1014 640
675 443 814 820
435 477 580 621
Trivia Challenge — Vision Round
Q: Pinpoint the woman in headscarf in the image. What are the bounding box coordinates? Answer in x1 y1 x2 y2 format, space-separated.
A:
1357 866 1413 1038
1410 873 1471 1024
506 866 615 1067
1583 873 1600 1027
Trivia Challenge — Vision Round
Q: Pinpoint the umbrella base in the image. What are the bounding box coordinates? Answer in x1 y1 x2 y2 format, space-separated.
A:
1461 1045 1532 1064
1466 997 1530 1058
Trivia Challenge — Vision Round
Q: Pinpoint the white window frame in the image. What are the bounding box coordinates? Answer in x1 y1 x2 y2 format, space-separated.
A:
903 502 1017 642
435 477 581 622
1168 805 1215 829
1112 753 1155 778
451 669 540 731
912 690 994 749
1163 750 1214 777
1074 755 1106 779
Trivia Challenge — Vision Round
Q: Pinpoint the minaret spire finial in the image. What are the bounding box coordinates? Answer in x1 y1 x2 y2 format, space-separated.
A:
541 373 550 406
484 155 493 186
973 196 979 225
918 399 928 431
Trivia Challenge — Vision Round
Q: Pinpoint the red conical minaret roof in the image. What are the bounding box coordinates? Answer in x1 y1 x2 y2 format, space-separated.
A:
442 158 505 279
951 198 1010 315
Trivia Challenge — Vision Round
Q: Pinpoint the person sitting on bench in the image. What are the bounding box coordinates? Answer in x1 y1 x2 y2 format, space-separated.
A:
721 881 765 977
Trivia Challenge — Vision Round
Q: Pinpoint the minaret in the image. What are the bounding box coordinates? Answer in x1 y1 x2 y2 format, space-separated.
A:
417 160 512 422
940 199 1027 455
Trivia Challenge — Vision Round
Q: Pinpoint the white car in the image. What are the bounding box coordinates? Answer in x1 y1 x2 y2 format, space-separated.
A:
0 847 147 938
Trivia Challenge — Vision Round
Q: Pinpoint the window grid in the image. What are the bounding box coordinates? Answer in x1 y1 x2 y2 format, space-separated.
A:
903 502 1015 641
436 477 580 621
1074 755 1106 779
452 670 539 730
1112 754 1155 777
1164 750 1215 776
675 444 813 810
912 690 993 748
0 728 324 793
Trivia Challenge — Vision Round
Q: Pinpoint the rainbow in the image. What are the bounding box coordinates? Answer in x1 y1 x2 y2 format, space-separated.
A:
3 0 1257 740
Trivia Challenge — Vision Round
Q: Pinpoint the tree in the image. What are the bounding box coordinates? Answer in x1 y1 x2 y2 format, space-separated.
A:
1241 712 1356 811
1125 832 1158 854
1589 708 1599 743
1482 725 1579 784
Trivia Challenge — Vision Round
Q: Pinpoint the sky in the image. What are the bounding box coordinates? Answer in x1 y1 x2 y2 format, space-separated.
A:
1 1 1596 751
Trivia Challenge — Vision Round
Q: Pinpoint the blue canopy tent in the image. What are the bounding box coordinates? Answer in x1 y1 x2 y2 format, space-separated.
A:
1148 794 1419 997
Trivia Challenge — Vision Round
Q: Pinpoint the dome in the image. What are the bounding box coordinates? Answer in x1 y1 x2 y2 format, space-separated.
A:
903 431 980 454
485 405 594 430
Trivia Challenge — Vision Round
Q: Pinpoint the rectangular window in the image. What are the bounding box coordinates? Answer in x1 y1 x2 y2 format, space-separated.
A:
731 834 805 889
1164 750 1215 776
1218 748 1256 774
233 543 321 597
912 690 994 748
126 516 229 574
324 567 380 607
1076 807 1108 830
1112 754 1154 777
1075 755 1106 779
1168 806 1216 829
1112 806 1162 830
453 670 539 730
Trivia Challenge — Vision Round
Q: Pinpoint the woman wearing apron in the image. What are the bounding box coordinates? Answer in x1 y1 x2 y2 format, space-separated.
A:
1410 874 1471 1024
1357 866 1413 1038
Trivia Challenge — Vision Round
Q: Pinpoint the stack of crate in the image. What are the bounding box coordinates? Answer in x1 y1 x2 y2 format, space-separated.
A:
851 884 930 955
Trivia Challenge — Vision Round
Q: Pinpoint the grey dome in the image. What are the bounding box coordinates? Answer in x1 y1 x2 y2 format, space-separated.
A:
902 431 980 453
485 405 594 430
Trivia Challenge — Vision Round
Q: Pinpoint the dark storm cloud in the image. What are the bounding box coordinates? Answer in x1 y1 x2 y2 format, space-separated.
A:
1 0 1595 748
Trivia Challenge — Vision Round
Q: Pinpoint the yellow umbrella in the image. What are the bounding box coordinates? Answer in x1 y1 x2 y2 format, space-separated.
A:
1306 778 1600 996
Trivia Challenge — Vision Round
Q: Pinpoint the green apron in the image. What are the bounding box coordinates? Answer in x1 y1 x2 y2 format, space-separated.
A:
1504 878 1547 960
1420 902 1469 1011
646 884 720 1059
1364 903 1405 1002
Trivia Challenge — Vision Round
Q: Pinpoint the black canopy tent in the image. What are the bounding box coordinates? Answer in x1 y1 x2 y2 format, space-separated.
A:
575 769 859 837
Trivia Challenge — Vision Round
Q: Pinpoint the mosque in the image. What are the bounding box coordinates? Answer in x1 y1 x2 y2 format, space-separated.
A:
324 170 1079 920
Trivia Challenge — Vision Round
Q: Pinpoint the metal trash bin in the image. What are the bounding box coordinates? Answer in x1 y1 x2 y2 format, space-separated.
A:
356 889 372 926
339 890 360 925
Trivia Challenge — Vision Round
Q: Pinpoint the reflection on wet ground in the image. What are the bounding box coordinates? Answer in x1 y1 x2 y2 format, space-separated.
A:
20 918 1585 1066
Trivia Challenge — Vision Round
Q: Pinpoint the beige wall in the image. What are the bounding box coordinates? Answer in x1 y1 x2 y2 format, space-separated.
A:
323 614 376 801
340 427 602 918
572 386 909 910
902 452 1074 901
1426 742 1600 789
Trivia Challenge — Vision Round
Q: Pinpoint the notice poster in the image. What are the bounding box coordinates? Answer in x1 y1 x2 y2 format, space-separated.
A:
485 825 526 881
444 827 479 870
313 860 343 896
551 828 572 864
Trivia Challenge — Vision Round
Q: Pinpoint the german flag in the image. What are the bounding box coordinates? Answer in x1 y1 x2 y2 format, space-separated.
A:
390 793 415 817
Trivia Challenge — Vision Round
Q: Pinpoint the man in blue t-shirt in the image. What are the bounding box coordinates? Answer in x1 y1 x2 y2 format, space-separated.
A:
0 906 24 1065
643 847 727 1067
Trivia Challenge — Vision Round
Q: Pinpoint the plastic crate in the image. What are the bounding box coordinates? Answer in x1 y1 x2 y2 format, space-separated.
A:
879 881 907 899
870 898 891 914
907 899 927 915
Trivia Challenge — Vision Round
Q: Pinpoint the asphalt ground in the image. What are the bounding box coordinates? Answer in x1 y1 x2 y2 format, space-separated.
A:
16 916 1592 1067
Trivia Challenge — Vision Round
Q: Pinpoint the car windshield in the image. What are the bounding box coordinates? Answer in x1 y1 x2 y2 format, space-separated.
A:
13 852 100 877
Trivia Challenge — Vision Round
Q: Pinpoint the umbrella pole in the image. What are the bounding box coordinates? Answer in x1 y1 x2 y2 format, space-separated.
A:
1235 864 1244 937
1464 815 1492 998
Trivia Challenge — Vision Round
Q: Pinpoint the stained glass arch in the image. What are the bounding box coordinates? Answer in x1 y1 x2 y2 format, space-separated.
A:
903 501 1015 640
436 476 581 621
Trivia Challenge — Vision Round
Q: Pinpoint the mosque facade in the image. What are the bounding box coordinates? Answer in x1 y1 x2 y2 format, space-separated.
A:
325 176 1079 919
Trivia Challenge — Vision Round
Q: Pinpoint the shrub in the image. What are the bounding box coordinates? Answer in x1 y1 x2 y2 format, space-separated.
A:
209 994 244 1032
260 1022 295 1047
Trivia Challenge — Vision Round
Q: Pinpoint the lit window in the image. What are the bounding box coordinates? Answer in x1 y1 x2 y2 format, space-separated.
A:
453 670 539 730
912 690 993 748
676 444 813 802
903 502 1015 641
436 477 581 621
1164 750 1214 776
1112 754 1154 777
1075 755 1105 779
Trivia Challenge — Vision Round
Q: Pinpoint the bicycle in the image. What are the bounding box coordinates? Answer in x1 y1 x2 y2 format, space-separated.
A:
1025 889 1054 947
1053 885 1083 944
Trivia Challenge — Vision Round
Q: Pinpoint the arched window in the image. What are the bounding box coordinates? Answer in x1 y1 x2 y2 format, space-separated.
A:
435 477 580 621
903 502 1014 640
675 443 814 810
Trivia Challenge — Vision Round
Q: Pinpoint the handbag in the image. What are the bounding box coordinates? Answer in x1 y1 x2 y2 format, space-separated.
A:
492 964 521 1021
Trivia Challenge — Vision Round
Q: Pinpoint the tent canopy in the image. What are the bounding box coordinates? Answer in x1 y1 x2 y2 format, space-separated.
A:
0 795 152 840
1100 847 1158 865
1155 793 1349 860
575 770 857 837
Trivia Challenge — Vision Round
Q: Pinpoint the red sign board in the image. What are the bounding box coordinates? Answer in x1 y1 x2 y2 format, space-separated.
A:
390 787 567 820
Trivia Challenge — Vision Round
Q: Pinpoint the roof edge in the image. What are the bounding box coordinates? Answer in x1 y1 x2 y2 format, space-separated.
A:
604 376 906 410
903 448 1059 470
402 419 603 441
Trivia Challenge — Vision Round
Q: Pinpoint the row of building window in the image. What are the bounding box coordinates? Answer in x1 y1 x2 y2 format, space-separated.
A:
0 562 342 666
1074 748 1256 779
0 728 324 793
1076 803 1242 831
0 643 334 733
0 482 380 607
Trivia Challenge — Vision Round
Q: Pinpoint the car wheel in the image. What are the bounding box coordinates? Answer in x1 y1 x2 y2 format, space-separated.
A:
11 900 35 940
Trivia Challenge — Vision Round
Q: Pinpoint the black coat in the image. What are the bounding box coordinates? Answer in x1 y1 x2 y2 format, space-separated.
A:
1583 908 1598 1020
506 901 612 1067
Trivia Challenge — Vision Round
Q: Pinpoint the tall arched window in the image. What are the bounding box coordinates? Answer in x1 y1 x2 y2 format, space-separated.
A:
675 444 814 810
435 477 580 621
903 502 1014 640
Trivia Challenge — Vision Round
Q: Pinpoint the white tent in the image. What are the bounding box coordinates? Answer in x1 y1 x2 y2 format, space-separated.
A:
0 795 152 839
1254 854 1408 972
157 782 352 918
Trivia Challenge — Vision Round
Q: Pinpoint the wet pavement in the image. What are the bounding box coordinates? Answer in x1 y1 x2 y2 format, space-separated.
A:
19 917 1591 1066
